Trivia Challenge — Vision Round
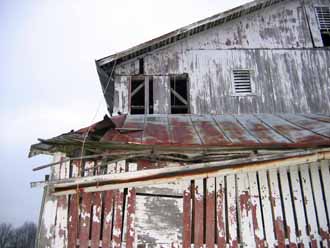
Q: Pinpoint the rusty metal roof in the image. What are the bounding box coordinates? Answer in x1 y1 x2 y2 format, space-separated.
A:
98 113 330 148
29 113 330 158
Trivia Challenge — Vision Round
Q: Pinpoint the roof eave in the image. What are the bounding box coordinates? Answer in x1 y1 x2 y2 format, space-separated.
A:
96 0 286 67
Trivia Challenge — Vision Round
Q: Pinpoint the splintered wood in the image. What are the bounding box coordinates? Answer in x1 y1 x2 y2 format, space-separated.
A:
60 160 330 247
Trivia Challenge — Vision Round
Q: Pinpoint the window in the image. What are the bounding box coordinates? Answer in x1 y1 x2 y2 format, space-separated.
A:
170 75 189 114
232 69 253 95
130 76 153 114
315 6 330 47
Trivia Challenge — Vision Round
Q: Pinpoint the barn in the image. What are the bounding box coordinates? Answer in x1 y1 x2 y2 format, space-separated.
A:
30 0 330 247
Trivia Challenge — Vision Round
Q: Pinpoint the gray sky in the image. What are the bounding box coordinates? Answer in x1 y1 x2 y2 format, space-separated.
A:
0 0 250 226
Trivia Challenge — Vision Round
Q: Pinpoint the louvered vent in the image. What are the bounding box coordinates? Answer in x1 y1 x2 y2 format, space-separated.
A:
315 6 330 30
233 69 252 94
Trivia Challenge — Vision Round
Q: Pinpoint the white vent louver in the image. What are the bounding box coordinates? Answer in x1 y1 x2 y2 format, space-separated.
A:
233 69 252 94
315 6 330 30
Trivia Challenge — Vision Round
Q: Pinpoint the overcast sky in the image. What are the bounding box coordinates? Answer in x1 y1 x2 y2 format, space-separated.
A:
0 0 251 226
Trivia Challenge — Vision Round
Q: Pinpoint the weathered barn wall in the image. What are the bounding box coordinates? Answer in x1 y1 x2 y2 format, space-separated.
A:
114 48 330 115
112 0 330 115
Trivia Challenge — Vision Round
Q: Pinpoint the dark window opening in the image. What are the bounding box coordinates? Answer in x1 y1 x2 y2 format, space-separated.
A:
130 79 145 114
315 6 330 47
170 75 189 114
149 78 154 114
321 31 330 46
139 58 144 74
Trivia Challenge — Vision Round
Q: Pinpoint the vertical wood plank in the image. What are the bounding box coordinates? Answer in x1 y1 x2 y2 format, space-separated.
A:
206 177 215 248
247 171 265 248
320 160 330 224
91 192 102 248
194 179 204 248
54 155 70 247
145 76 149 114
269 169 285 248
237 173 255 247
112 190 124 248
258 170 276 247
278 167 297 248
102 190 114 248
126 188 136 248
310 162 330 245
227 174 238 248
182 180 192 248
300 164 319 247
79 192 92 248
91 160 102 248
67 160 80 248
53 195 69 247
102 162 117 248
68 194 78 248
216 176 226 248
112 161 126 248
153 76 170 114
125 162 137 248
79 161 94 248
289 166 309 247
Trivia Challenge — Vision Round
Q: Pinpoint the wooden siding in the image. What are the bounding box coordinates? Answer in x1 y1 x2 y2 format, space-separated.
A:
114 48 330 115
37 156 330 247
112 0 330 115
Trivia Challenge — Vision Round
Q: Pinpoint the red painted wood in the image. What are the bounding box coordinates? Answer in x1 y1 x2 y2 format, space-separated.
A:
216 179 226 248
79 192 92 248
194 180 204 248
91 192 102 248
68 194 78 248
102 190 114 248
126 188 136 248
274 217 286 248
112 190 124 248
182 181 192 248
205 178 215 248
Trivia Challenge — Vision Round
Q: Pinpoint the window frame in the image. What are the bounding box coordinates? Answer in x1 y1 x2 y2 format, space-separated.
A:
129 75 153 115
314 5 330 47
169 74 190 114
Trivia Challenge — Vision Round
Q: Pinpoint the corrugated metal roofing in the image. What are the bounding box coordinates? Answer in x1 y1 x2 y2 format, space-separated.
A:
99 113 330 148
29 113 330 158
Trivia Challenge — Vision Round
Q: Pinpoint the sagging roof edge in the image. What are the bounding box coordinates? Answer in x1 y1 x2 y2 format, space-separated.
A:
95 0 287 68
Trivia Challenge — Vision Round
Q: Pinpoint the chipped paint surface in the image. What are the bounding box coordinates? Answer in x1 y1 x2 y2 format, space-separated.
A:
110 0 330 116
35 0 330 246
135 194 183 244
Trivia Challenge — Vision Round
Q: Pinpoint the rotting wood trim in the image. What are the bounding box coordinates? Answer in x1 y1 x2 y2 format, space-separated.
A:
42 149 330 195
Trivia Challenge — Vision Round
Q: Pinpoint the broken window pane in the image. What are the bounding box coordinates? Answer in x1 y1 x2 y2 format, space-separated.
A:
170 75 189 114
